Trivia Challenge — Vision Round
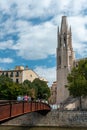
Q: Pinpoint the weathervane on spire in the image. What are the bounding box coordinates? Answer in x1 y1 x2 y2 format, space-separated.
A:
63 5 67 16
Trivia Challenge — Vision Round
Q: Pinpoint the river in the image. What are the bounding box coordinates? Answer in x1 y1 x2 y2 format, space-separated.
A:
0 126 87 130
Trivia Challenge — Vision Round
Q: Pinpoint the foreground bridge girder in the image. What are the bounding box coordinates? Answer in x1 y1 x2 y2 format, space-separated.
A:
0 101 51 122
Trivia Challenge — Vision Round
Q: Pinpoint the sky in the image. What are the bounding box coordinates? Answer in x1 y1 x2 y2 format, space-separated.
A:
0 0 87 86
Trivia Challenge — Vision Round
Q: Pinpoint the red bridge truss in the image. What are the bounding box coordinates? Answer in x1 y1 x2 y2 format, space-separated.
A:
0 101 51 122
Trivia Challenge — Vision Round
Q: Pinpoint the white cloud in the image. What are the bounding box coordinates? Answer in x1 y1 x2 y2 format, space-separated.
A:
0 58 13 63
0 0 87 18
0 0 87 85
14 21 57 60
68 16 87 58
0 40 14 50
34 66 56 86
0 0 87 59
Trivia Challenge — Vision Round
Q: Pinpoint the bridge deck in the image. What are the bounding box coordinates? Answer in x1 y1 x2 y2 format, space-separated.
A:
0 101 51 122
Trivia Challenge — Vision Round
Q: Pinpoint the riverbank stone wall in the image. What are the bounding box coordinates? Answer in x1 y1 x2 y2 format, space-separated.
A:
1 110 87 127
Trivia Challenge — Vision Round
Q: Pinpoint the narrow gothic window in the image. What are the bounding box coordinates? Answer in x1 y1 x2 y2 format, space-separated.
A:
58 56 61 65
63 33 66 47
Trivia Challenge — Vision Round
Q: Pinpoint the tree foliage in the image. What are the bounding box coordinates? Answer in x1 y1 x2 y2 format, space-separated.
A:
0 76 50 101
66 59 87 109
32 78 51 100
0 75 22 100
21 80 36 98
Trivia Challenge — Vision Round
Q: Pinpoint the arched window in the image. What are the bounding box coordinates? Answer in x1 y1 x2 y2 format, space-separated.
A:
63 33 66 47
58 56 61 65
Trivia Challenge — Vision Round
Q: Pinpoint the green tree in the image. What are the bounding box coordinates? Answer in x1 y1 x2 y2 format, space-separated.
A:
22 80 35 97
0 75 23 100
66 59 87 110
32 78 51 100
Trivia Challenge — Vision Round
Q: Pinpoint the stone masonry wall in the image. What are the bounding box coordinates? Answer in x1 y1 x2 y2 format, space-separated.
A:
2 110 87 127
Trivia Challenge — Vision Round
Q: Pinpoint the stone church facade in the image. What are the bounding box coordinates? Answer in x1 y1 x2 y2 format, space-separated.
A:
56 16 75 104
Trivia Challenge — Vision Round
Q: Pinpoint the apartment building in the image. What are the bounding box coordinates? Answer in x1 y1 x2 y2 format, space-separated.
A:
0 66 47 83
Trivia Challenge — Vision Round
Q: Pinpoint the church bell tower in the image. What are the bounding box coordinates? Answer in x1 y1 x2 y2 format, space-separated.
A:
56 16 75 104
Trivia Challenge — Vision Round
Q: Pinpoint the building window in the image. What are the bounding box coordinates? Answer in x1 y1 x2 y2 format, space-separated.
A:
16 79 19 83
6 72 8 77
30 74 32 77
16 71 19 77
10 72 13 77
2 72 4 75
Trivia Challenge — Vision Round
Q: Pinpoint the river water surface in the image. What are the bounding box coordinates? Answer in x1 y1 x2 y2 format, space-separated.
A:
0 126 87 130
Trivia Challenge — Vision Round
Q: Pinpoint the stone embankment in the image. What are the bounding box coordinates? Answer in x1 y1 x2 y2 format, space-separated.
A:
1 110 87 127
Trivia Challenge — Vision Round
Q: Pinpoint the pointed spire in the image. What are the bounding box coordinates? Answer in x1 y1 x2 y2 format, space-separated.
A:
68 26 72 49
69 26 72 34
60 16 68 34
57 26 60 48
58 26 59 35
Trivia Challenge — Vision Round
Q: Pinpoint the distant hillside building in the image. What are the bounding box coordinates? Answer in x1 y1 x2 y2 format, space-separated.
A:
0 66 47 83
49 81 57 104
56 16 75 104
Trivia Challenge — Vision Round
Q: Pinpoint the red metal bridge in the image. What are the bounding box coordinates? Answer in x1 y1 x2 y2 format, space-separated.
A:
0 101 51 122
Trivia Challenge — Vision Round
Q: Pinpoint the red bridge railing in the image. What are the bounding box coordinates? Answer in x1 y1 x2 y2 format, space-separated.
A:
0 101 51 122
